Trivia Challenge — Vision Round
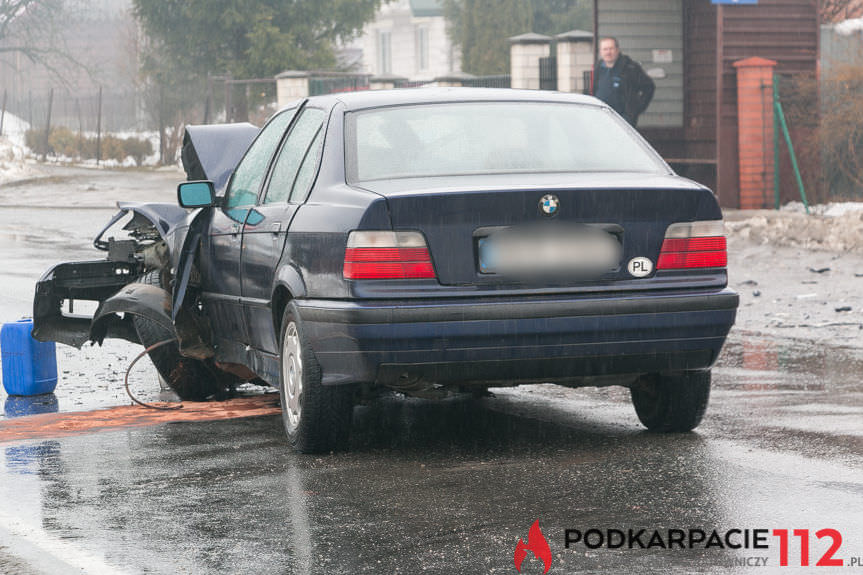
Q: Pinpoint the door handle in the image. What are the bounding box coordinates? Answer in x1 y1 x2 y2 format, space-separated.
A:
270 222 282 234
231 224 241 235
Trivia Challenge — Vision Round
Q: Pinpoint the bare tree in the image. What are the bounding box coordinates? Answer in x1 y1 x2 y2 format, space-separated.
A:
820 0 863 23
0 0 85 84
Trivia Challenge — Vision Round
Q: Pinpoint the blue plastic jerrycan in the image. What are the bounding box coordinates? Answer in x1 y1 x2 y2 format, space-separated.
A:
1 318 58 396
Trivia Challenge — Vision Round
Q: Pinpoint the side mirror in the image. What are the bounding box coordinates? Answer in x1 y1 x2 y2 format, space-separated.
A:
177 181 216 208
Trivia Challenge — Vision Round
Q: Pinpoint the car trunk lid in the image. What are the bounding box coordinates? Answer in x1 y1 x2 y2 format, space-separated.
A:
357 173 723 287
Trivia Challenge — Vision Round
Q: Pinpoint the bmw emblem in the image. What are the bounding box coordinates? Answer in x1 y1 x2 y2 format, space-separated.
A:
539 194 559 217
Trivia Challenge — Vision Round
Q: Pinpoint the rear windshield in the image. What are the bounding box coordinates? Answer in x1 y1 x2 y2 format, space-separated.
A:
345 101 667 182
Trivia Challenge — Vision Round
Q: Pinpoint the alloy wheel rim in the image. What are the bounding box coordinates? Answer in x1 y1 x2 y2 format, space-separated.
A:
283 322 302 432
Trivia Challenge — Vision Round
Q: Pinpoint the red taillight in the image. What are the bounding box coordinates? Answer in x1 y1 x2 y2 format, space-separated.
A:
344 247 430 262
659 237 726 253
657 221 727 270
343 232 436 280
657 247 727 269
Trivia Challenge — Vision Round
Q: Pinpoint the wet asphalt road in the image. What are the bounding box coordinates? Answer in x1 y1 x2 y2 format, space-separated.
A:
0 167 861 574
1 336 862 574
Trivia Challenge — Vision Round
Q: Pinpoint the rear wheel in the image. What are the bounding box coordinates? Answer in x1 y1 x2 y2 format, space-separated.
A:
279 303 354 453
630 370 711 432
132 271 222 401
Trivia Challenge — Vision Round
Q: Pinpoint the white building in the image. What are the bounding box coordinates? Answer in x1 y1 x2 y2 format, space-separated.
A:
343 0 461 81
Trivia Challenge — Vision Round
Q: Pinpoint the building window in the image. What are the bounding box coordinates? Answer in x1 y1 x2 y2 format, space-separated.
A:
377 30 392 74
415 26 429 72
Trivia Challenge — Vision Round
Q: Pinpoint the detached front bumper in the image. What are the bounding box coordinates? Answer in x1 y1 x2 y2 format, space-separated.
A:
32 260 142 347
295 289 739 387
33 260 214 360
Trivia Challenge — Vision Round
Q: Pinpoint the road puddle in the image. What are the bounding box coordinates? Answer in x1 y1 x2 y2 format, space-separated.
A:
715 331 863 393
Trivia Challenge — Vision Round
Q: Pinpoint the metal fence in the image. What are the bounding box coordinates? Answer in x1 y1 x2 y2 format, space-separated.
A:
394 79 428 89
773 69 863 203
221 78 279 125
459 75 511 89
309 74 371 96
0 88 141 135
539 58 557 91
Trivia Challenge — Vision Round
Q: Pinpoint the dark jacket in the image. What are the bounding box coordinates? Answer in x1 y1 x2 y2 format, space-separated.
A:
592 54 655 126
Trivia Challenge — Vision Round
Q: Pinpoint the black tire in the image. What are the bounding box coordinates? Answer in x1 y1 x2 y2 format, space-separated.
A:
132 271 222 401
279 302 354 453
630 370 711 432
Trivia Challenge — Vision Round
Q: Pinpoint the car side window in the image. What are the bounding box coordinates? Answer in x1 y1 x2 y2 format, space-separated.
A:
263 108 326 205
289 127 325 204
224 109 296 209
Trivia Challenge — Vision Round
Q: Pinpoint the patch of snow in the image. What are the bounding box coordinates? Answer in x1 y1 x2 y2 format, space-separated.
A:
822 202 863 217
0 134 40 186
727 205 863 253
1 111 29 148
780 201 863 217
834 17 863 36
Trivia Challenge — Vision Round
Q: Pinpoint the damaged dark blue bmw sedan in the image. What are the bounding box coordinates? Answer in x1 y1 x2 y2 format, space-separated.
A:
33 88 738 453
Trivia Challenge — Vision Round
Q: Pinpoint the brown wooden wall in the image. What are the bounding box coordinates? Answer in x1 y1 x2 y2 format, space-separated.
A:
716 0 819 207
685 1 718 161
664 0 720 192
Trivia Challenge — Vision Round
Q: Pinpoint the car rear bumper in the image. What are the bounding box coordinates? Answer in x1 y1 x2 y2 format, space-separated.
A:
295 288 738 387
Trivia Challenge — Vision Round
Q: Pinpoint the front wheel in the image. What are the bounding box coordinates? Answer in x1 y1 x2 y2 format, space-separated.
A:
630 370 711 432
132 270 223 401
279 303 354 453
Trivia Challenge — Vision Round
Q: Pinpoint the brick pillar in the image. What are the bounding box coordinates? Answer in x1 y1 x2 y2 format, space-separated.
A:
555 30 593 93
509 33 551 90
276 71 310 108
733 57 777 210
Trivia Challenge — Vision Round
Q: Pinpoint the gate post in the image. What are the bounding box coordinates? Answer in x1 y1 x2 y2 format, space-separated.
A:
556 30 594 93
509 33 551 90
733 57 777 210
276 71 310 107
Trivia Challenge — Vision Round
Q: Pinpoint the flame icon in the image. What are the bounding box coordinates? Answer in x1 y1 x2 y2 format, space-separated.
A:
514 519 552 574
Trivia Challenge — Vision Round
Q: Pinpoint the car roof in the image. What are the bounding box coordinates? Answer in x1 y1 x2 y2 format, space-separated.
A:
305 87 605 112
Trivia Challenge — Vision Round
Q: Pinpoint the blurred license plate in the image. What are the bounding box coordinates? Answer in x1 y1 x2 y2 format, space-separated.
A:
478 226 621 275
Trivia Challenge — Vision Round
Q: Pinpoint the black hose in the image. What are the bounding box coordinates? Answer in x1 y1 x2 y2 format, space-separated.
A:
124 339 183 410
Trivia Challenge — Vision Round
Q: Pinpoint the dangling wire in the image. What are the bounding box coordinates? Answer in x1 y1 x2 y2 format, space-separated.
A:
124 339 183 410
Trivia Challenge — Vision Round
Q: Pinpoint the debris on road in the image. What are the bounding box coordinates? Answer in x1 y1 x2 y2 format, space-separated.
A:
0 395 280 443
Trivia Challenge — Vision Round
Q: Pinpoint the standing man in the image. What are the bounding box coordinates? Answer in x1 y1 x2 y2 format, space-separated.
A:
593 37 655 127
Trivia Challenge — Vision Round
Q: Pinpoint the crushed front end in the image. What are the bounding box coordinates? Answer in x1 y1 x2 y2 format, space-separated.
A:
32 203 186 350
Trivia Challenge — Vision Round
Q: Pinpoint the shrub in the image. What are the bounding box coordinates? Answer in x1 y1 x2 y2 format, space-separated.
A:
100 135 126 162
783 65 863 200
78 136 96 159
24 128 154 165
24 129 47 155
819 64 863 197
48 127 79 158
124 137 154 166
